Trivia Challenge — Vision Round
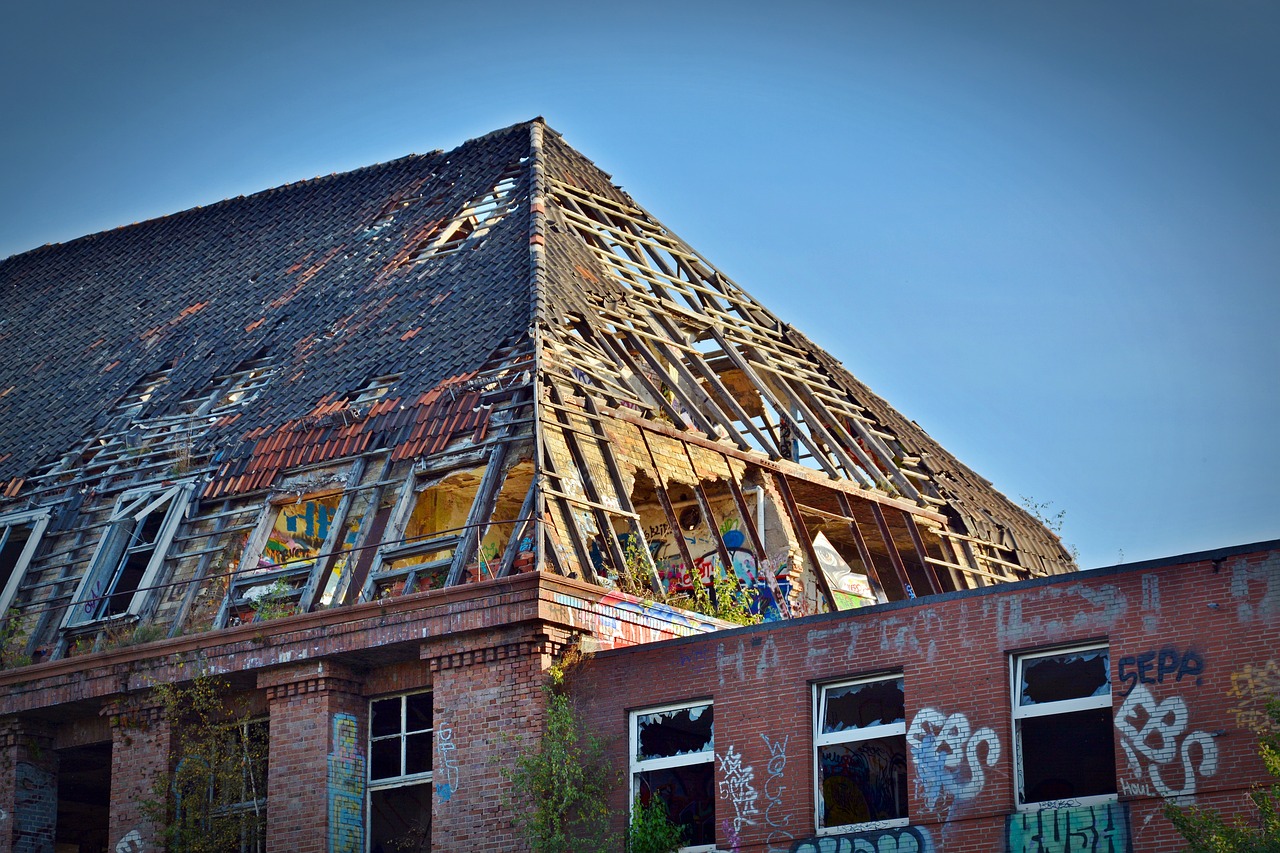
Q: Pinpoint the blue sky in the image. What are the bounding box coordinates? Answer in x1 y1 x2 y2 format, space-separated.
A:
2 0 1276 568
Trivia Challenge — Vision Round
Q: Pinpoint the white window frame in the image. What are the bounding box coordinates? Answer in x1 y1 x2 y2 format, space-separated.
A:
63 481 193 628
628 699 716 853
368 691 434 850
0 507 52 615
1011 642 1115 810
813 674 909 834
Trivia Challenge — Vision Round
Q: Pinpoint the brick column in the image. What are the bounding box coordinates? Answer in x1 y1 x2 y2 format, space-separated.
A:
424 628 566 852
0 717 57 853
105 701 170 853
259 660 366 853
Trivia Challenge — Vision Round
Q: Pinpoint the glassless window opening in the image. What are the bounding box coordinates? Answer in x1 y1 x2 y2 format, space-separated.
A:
630 701 715 851
0 508 51 614
369 691 434 852
1012 643 1116 808
814 675 909 831
65 483 191 627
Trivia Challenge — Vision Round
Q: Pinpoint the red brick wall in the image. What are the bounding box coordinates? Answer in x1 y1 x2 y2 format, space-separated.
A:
261 661 367 853
0 719 57 853
107 704 171 853
426 631 557 852
574 543 1280 853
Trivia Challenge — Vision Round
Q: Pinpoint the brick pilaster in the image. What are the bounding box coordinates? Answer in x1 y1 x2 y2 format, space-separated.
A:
0 717 58 853
259 660 366 853
423 629 564 852
105 701 170 853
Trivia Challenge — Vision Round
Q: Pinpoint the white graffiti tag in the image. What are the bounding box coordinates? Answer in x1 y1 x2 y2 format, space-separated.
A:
761 733 795 852
718 745 761 833
1115 684 1218 797
905 709 1000 811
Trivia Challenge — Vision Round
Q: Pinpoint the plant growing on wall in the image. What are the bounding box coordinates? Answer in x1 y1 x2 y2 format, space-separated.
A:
1164 697 1279 851
0 608 32 669
503 645 619 853
627 795 687 853
249 579 298 621
140 674 268 853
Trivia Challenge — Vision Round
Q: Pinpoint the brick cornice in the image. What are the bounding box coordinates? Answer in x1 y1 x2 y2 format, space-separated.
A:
425 637 561 673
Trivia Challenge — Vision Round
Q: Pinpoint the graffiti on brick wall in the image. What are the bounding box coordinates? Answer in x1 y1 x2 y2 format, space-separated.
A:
1114 684 1218 797
905 709 1000 812
435 718 459 802
327 713 365 853
1005 802 1132 853
789 825 934 853
718 744 760 834
761 733 795 853
114 828 145 853
14 761 56 851
1116 647 1204 697
1228 659 1280 731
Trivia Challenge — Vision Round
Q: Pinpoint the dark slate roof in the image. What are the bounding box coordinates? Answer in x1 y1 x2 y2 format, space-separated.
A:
0 121 538 488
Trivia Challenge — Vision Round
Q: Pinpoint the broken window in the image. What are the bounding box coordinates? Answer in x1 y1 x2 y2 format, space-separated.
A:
815 675 909 830
1012 644 1116 808
630 701 715 850
369 691 433 851
367 468 483 598
225 492 344 624
64 482 192 627
0 508 51 613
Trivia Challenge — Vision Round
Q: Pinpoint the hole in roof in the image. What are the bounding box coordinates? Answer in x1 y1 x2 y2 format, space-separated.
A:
400 163 523 265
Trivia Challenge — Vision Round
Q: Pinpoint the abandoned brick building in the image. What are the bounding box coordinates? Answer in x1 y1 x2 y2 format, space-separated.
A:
0 119 1270 853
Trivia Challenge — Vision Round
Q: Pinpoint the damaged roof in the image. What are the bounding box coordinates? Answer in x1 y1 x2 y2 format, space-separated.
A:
0 118 1073 573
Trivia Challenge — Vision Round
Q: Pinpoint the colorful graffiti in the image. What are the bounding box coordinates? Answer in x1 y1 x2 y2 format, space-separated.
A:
327 713 365 853
631 523 794 620
905 708 1001 812
1114 684 1218 797
790 826 933 853
1006 802 1132 853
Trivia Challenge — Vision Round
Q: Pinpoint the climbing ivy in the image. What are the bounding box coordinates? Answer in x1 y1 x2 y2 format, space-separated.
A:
627 795 687 853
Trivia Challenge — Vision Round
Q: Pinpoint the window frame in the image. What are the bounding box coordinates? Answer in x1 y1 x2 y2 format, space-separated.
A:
629 699 716 853
368 691 434 852
1011 642 1115 810
0 507 52 615
63 481 193 629
813 673 909 834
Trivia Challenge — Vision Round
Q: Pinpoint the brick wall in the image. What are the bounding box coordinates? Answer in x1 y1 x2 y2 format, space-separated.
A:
260 661 367 853
425 628 558 852
0 719 57 853
574 542 1280 853
106 703 170 853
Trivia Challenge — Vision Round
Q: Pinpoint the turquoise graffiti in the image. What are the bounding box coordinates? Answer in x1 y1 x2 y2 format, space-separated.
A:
328 713 366 853
1006 802 1132 853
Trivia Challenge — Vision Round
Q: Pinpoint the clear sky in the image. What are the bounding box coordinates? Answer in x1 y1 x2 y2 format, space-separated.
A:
2 0 1276 569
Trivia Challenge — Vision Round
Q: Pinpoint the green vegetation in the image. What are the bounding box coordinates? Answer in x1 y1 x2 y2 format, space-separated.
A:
504 647 619 853
140 674 268 852
627 795 687 853
1165 698 1280 851
0 607 32 669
